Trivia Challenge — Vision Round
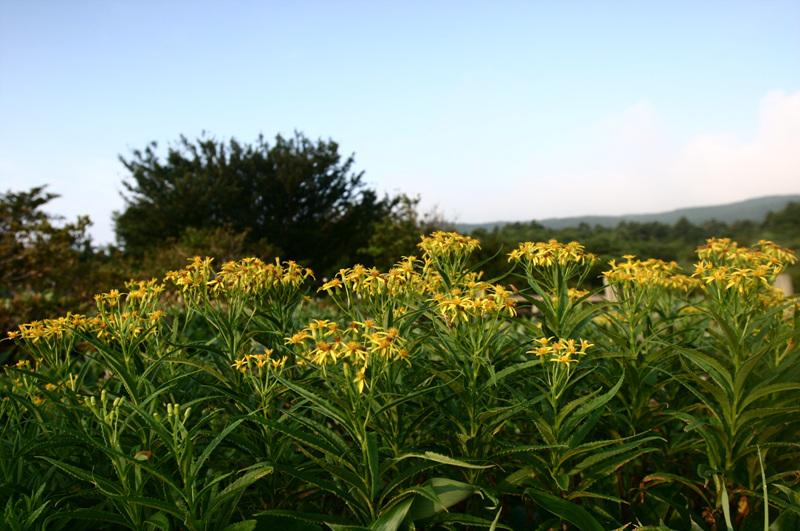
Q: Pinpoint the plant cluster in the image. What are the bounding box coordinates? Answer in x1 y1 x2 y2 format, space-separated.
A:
2 232 800 530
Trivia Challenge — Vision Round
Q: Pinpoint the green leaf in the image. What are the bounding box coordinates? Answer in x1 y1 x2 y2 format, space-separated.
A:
277 376 354 435
374 383 441 416
221 521 257 531
192 417 246 477
119 495 184 519
395 451 492 469
742 382 800 410
569 436 662 475
272 464 361 510
407 478 477 521
525 489 604 531
562 372 624 434
485 359 541 388
260 418 343 458
370 497 413 531
208 463 273 514
37 457 122 496
366 432 381 500
770 510 800 531
427 512 512 529
642 472 708 503
144 512 171 531
254 509 348 529
492 444 564 459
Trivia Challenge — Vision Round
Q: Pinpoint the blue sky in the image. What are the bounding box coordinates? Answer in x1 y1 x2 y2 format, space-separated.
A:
2 1 799 243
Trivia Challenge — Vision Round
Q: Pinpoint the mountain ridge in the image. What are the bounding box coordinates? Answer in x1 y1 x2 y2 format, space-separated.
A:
456 194 800 233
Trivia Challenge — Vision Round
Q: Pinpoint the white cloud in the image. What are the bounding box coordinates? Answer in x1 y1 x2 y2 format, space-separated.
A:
672 90 800 206
501 90 800 221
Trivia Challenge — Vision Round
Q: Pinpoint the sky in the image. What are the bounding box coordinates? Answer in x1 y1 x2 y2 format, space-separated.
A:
1 1 799 244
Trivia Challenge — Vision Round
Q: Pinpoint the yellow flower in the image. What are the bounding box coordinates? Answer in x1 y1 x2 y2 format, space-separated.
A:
345 341 367 362
312 341 337 365
319 278 342 292
286 331 310 345
354 366 367 393
529 346 551 357
550 353 578 365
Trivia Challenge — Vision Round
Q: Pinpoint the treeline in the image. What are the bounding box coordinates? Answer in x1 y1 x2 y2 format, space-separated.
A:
2 130 799 355
472 203 800 285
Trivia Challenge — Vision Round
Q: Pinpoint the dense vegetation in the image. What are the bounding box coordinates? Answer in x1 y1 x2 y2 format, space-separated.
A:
3 232 800 529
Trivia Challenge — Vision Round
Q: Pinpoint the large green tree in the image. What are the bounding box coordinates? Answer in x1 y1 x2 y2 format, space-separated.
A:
114 132 394 274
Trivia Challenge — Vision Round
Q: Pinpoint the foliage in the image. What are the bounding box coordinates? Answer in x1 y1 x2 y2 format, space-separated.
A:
359 195 452 270
0 186 109 360
4 231 800 530
114 132 396 275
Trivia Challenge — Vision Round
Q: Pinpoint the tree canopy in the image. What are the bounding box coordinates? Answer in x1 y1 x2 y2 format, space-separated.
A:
114 132 395 274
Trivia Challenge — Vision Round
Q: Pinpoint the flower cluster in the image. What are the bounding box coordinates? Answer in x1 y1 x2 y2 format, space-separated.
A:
605 256 700 293
417 231 481 260
165 256 215 295
527 336 593 365
417 232 481 281
758 285 787 308
285 319 408 393
286 319 407 367
509 240 596 268
757 239 798 266
209 257 313 296
115 279 164 309
231 349 288 372
10 315 79 343
90 283 166 343
696 238 795 271
320 257 434 298
87 279 166 342
693 239 796 296
166 256 313 301
432 283 517 323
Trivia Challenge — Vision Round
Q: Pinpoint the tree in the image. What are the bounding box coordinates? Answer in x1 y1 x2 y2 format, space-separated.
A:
114 132 395 274
0 187 97 350
358 195 450 269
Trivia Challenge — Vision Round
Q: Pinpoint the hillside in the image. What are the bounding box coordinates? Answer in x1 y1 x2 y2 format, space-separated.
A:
457 194 800 232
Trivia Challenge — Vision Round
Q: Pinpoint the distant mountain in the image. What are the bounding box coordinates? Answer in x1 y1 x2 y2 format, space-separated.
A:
457 195 800 233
